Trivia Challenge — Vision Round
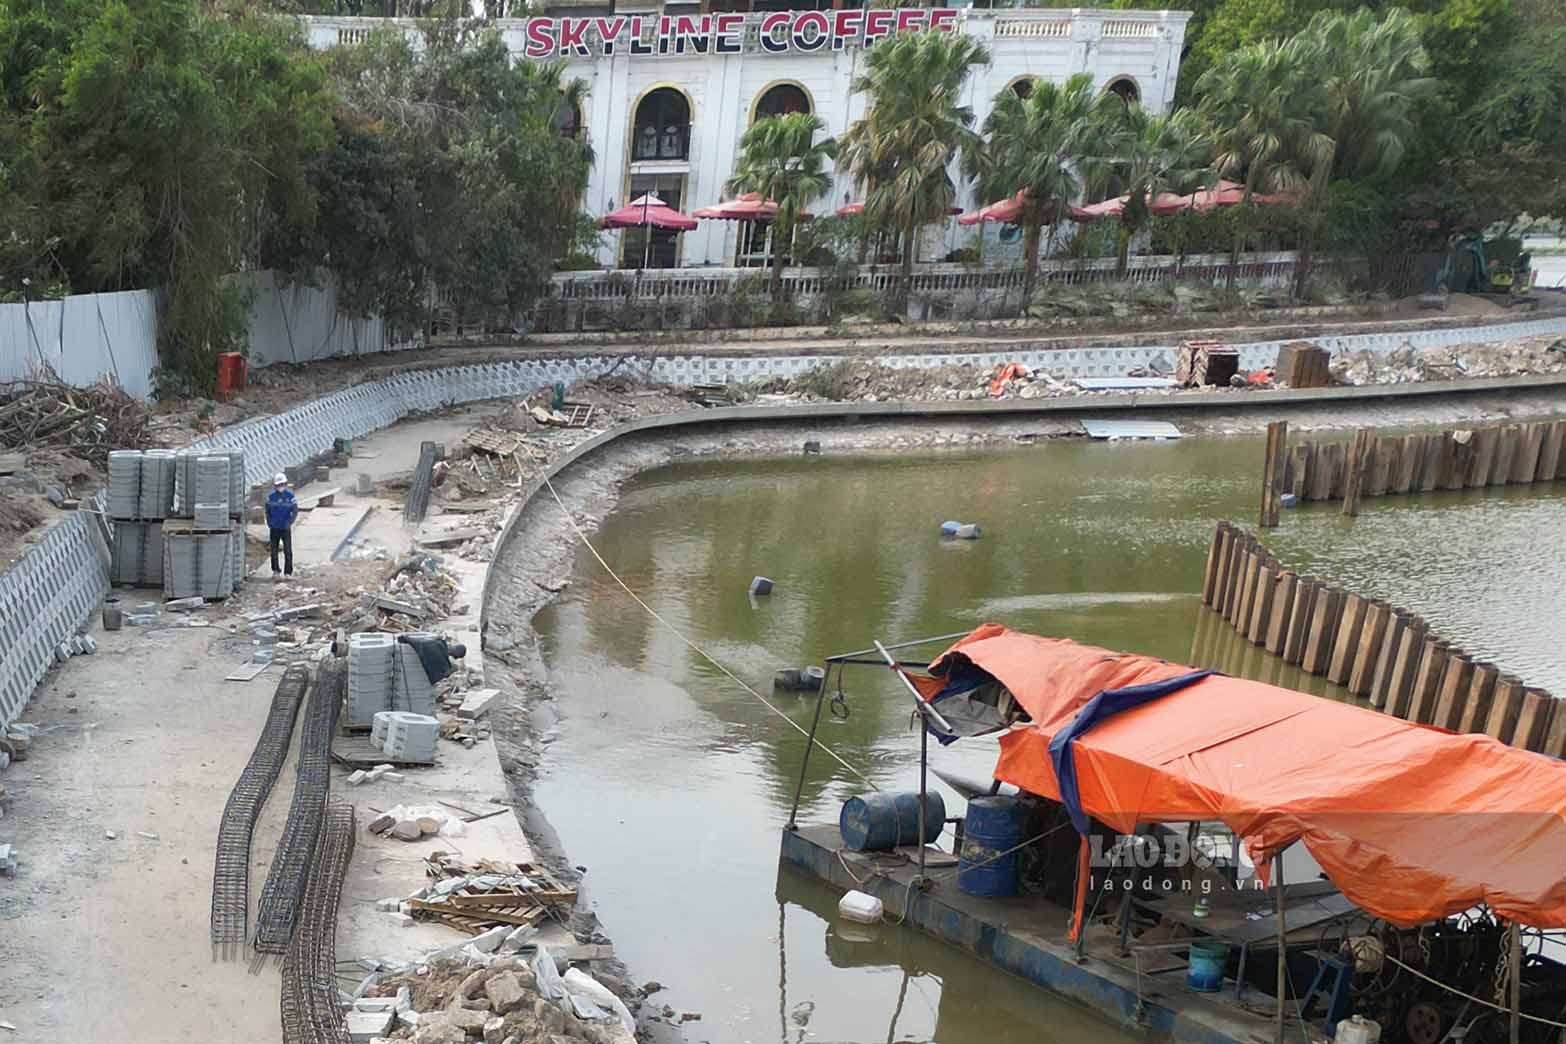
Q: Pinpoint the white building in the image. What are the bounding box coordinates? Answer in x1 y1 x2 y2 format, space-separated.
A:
303 7 1191 270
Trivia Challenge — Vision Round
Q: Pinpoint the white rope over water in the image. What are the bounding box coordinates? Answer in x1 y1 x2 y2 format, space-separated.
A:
519 444 879 791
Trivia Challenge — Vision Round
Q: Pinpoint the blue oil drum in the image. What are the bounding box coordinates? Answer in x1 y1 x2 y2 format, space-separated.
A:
957 795 1029 897
840 792 946 851
1187 940 1231 992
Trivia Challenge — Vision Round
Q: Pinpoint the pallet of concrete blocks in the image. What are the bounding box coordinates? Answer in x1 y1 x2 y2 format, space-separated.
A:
110 521 164 587
392 634 438 717
174 450 243 516
347 632 397 728
376 711 439 763
161 524 235 601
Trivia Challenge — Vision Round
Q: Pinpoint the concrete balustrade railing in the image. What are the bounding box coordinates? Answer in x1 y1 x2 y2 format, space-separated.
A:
2 311 1564 732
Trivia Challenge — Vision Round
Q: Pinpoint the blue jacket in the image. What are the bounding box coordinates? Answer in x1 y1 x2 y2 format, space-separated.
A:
265 489 298 530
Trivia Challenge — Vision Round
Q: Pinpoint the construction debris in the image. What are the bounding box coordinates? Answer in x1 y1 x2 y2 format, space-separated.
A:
0 377 150 468
384 852 579 938
1331 335 1566 386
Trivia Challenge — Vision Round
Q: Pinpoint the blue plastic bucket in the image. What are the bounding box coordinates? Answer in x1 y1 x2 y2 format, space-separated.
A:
957 795 1028 897
840 792 946 851
1187 940 1231 992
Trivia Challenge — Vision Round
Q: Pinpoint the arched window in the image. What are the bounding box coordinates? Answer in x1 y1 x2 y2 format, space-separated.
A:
1009 77 1036 101
1106 77 1140 107
753 82 811 122
633 88 691 162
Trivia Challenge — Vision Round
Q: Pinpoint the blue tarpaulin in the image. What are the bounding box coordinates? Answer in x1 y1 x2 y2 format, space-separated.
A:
1047 670 1214 833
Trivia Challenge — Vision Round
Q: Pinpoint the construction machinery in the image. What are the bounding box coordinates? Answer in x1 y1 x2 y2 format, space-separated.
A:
1420 232 1534 308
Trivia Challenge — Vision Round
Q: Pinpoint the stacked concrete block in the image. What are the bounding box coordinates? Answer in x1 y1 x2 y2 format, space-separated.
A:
347 633 397 728
137 450 175 520
161 528 234 601
107 451 142 519
378 712 439 762
392 636 437 717
110 522 164 586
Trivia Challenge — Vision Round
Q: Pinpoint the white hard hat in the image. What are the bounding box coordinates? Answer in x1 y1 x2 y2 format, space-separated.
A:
273 472 287 486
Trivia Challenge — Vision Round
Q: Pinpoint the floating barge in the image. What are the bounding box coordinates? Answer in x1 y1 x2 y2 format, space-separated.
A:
780 627 1566 1044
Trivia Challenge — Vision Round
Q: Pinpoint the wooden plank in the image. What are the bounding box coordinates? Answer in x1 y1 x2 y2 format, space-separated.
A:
1536 420 1566 482
1326 592 1369 685
1432 432 1457 490
1346 601 1391 698
1282 578 1318 666
1416 434 1441 492
1341 429 1373 516
1202 522 1227 607
1259 422 1288 527
1431 654 1474 731
1483 676 1527 744
1512 689 1553 752
1407 638 1450 725
1301 586 1343 676
1265 571 1297 656
1543 694 1566 759
1456 663 1499 733
1247 562 1276 645
1234 550 1261 630
1447 430 1474 490
1220 535 1247 619
1392 434 1421 493
1290 445 1312 500
1384 619 1427 719
1367 436 1395 495
1468 427 1496 487
1489 424 1517 487
1510 422 1545 484
1326 442 1348 500
1368 610 1410 710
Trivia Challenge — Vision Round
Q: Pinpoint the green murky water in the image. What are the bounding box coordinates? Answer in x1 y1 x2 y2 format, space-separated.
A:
531 436 1566 1044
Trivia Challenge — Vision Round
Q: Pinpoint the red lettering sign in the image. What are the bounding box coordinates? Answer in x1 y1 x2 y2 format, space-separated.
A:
832 9 866 51
759 11 791 53
862 9 896 46
524 18 555 59
896 9 928 34
521 9 959 60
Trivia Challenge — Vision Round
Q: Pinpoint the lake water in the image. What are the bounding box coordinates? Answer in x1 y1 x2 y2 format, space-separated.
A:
530 436 1566 1044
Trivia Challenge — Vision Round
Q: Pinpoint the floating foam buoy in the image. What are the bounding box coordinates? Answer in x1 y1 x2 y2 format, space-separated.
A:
749 576 774 596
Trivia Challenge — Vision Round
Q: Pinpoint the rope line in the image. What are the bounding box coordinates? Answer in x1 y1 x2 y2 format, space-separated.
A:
1379 950 1566 1029
521 445 879 790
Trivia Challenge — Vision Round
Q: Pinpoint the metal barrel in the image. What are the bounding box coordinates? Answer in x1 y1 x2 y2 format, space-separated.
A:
957 795 1028 897
839 792 945 852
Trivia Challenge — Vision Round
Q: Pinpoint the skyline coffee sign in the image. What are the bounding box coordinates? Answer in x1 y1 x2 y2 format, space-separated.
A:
520 8 961 60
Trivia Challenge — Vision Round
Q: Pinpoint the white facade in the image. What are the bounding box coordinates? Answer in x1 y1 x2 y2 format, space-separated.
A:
302 8 1191 269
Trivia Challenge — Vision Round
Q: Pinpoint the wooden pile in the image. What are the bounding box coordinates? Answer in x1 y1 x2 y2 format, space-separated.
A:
405 853 577 936
1200 521 1565 758
0 377 149 466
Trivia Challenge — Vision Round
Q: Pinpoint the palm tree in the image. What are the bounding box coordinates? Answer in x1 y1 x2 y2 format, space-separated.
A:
839 30 989 312
979 72 1121 301
1097 105 1212 276
727 112 837 310
1196 40 1331 288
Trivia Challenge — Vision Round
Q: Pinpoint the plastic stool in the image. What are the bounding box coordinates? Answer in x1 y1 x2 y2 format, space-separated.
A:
1301 953 1353 1032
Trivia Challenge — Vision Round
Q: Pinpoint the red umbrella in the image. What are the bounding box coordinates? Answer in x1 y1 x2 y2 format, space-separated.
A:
839 202 962 218
693 192 813 222
960 191 1087 226
1148 180 1301 216
600 195 698 231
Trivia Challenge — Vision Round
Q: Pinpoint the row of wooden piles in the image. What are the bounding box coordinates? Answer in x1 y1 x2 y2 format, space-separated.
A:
1284 417 1566 509
1200 521 1565 757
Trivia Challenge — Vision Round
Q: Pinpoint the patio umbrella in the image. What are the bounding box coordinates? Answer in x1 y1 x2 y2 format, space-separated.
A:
601 194 697 270
959 191 1088 226
1069 190 1194 223
1148 180 1303 216
839 202 962 218
693 192 813 222
600 194 698 231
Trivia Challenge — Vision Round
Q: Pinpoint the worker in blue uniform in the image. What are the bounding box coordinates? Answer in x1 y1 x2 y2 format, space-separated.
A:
266 472 298 578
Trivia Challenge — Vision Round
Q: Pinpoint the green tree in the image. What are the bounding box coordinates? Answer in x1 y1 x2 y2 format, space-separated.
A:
977 72 1121 299
726 112 837 312
839 30 988 312
1098 105 1212 276
1196 38 1331 286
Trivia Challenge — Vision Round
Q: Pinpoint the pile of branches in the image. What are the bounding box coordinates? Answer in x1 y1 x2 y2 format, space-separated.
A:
0 377 149 466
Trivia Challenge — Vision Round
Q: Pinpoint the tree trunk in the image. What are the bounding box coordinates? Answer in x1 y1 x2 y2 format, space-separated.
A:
1116 220 1132 278
898 215 916 317
770 222 786 313
1022 219 1043 309
1228 167 1260 291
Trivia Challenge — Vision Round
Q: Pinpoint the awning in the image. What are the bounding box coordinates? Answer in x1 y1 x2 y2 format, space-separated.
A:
600 195 698 231
920 624 1566 929
693 192 812 223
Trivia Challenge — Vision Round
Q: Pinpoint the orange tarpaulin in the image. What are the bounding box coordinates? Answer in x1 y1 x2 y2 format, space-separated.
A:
920 625 1566 928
